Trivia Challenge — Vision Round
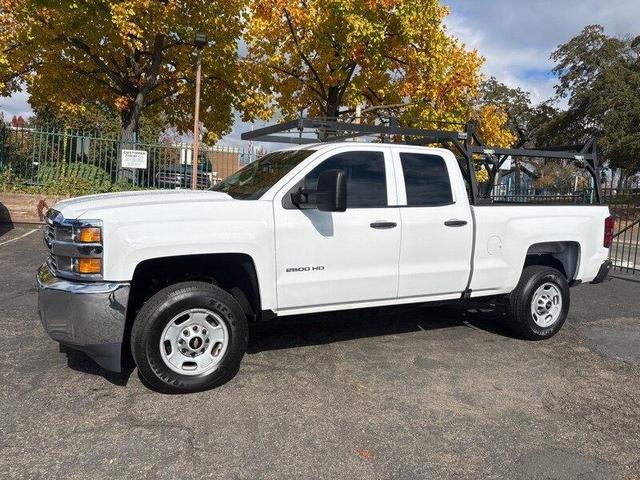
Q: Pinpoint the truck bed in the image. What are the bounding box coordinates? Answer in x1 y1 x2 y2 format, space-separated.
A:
469 204 610 297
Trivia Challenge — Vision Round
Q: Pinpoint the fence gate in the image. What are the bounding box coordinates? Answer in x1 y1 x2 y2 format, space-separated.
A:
604 189 640 274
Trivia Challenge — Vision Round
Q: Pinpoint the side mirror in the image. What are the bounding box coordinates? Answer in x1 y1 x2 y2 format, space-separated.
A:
316 169 347 212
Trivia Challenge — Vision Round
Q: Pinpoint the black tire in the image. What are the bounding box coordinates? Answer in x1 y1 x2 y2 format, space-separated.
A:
506 265 570 340
131 281 248 393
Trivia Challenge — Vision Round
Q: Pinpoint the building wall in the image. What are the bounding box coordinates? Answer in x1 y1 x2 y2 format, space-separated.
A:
205 149 240 181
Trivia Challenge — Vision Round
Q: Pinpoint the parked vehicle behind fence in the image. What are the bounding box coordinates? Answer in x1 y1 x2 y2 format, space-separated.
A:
155 165 211 189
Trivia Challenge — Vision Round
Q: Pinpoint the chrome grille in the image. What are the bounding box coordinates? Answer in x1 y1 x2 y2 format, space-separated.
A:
44 224 54 246
48 255 58 272
44 212 57 271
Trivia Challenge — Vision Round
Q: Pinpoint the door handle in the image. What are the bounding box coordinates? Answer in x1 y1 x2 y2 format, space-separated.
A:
370 221 397 229
444 219 468 227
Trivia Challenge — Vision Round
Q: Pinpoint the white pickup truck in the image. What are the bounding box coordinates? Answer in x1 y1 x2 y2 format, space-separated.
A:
37 141 613 393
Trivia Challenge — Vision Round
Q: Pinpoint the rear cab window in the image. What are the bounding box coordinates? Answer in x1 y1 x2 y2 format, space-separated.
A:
398 152 453 206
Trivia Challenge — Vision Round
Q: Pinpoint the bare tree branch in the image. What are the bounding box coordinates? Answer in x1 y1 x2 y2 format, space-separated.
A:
283 8 326 98
269 64 326 100
140 33 166 95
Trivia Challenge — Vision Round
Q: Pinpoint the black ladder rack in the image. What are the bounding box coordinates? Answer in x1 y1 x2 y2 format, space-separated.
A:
241 117 601 204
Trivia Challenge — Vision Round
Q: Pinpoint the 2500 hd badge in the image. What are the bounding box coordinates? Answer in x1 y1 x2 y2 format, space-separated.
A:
286 265 325 272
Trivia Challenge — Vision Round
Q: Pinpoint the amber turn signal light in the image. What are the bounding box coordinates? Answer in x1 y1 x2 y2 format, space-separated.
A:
77 258 102 274
78 227 101 243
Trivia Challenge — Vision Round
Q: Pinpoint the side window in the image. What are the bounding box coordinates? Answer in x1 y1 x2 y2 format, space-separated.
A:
400 152 453 206
304 151 387 208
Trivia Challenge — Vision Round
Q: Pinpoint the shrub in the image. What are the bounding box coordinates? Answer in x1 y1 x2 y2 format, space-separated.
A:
2 162 159 196
36 162 112 194
0 167 17 190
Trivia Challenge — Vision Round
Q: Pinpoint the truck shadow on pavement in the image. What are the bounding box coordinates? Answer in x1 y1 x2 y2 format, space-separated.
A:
247 301 517 354
59 344 134 387
56 302 515 387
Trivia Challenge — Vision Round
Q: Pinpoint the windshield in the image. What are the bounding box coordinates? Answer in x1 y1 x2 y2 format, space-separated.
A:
211 149 314 199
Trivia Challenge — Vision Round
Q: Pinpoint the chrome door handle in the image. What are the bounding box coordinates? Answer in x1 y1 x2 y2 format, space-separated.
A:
444 219 468 227
370 221 397 229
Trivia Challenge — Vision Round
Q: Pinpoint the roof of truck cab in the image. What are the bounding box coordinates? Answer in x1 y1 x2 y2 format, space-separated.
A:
274 142 448 152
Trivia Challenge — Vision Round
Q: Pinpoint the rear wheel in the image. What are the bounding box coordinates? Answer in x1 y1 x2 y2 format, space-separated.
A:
131 281 248 393
507 266 570 340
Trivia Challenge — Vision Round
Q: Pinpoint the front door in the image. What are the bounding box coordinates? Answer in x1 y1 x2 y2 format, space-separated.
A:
274 147 401 312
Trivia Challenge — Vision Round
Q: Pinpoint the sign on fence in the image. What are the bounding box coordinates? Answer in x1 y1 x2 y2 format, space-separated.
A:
121 149 148 169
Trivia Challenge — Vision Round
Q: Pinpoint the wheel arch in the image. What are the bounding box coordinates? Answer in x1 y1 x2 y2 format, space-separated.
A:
523 241 581 281
122 253 261 366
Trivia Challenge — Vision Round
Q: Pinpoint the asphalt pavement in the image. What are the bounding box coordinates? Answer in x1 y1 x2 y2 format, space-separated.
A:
1 224 639 479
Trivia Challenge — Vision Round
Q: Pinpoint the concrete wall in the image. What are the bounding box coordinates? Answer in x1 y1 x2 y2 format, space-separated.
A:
0 193 69 225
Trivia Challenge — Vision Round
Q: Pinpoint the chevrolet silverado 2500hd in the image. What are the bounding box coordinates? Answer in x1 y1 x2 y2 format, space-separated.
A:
37 139 613 393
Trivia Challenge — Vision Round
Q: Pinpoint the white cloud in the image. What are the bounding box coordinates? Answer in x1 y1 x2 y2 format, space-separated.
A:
0 89 31 120
444 0 640 103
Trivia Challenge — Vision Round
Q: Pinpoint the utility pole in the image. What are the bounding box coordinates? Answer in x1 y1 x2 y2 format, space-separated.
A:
192 32 207 190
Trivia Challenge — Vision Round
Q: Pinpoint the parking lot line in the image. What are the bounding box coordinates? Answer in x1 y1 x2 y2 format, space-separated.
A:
0 227 40 247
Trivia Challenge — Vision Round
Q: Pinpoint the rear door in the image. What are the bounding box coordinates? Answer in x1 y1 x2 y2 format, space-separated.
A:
393 148 473 298
273 146 401 311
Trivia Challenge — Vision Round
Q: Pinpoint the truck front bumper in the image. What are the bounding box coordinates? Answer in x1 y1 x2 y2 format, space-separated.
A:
36 263 130 372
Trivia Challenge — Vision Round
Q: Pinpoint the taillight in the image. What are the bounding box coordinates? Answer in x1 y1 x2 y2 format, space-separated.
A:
604 216 614 248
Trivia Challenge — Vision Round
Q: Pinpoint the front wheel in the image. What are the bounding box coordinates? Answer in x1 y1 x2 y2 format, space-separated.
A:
506 266 570 340
131 281 248 393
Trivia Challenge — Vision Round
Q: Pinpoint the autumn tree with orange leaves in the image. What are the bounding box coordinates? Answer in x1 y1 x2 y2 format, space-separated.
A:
243 0 515 149
0 0 248 143
0 0 515 159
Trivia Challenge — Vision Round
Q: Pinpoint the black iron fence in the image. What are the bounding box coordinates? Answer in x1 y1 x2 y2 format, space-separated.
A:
603 188 640 274
488 183 597 204
0 125 255 192
488 184 639 274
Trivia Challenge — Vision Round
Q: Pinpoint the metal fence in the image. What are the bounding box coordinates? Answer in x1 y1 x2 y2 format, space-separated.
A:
1 125 638 273
603 188 640 274
489 183 597 204
0 125 256 191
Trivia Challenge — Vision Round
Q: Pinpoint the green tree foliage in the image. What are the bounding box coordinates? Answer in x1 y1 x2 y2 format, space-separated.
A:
29 104 166 142
478 77 564 148
479 78 535 147
550 25 640 183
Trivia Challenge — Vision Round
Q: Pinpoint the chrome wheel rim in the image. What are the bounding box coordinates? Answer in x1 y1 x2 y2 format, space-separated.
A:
530 282 563 328
159 308 229 376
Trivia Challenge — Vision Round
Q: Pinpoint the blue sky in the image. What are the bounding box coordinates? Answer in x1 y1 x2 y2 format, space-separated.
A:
1 0 639 145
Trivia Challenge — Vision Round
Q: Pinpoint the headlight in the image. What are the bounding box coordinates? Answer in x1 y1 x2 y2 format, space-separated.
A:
45 210 104 280
77 227 102 243
76 258 102 274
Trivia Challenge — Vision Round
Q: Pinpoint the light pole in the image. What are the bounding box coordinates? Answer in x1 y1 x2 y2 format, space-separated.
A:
191 32 207 190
